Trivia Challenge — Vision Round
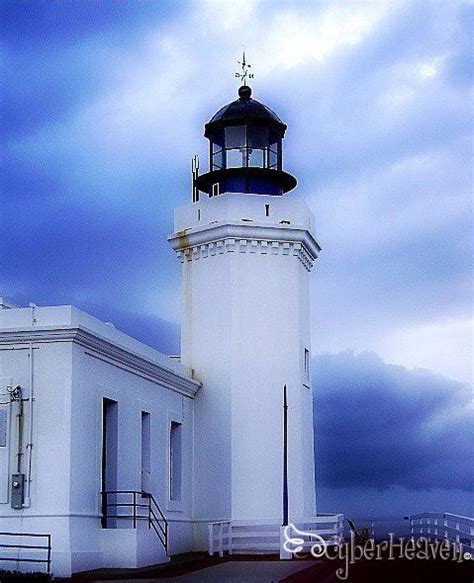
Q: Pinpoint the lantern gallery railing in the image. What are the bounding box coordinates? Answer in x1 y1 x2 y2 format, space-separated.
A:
101 490 168 552
408 512 474 552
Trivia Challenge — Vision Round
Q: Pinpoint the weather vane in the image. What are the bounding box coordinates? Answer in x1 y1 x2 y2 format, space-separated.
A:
235 50 254 86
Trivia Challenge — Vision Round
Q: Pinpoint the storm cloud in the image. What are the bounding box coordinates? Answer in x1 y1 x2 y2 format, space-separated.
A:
313 351 473 493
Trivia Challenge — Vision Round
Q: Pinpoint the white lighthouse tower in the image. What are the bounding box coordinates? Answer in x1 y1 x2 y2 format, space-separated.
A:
168 77 320 540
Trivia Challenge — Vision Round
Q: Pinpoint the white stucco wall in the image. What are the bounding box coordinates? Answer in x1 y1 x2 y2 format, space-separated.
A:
0 305 200 576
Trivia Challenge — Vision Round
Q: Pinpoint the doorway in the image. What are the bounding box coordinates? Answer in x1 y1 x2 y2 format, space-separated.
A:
101 398 118 527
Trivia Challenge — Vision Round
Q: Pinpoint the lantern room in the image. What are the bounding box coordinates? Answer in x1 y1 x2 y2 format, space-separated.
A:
194 85 297 197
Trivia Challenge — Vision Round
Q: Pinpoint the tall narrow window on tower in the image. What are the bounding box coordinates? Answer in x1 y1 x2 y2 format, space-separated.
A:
304 348 310 384
169 421 182 501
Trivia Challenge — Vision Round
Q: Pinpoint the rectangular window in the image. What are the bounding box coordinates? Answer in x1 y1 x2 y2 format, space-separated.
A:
265 204 270 217
304 349 310 382
211 183 220 197
102 398 118 494
169 421 182 501
141 412 151 493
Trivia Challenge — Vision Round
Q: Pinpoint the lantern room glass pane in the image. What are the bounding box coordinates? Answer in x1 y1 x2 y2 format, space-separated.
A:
211 129 225 148
212 150 224 170
269 142 279 153
269 140 281 169
227 148 245 168
269 149 278 168
225 125 246 149
247 126 268 148
248 148 265 167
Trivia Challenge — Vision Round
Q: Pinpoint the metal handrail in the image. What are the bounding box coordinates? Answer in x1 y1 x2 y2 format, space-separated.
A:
143 491 168 550
0 531 51 573
101 490 168 552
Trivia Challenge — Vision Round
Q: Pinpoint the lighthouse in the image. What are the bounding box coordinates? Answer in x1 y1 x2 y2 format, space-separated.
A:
168 73 320 534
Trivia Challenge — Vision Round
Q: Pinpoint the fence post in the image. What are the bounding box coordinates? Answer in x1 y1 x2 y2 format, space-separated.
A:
219 523 224 557
208 524 214 556
227 522 232 555
148 495 152 530
47 534 52 574
133 491 137 529
101 491 107 528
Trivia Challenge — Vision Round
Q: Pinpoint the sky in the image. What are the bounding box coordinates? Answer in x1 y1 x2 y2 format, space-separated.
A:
1 1 472 517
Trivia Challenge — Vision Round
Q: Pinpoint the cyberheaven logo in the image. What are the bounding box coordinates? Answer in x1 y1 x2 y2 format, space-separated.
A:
283 523 472 580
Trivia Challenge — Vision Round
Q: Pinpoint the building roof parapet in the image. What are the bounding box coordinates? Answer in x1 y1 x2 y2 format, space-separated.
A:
0 309 201 399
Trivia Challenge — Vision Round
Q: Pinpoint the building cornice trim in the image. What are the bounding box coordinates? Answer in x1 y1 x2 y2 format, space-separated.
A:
0 326 201 398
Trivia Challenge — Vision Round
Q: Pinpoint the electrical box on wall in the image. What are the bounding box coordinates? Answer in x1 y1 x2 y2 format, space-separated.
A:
11 473 25 509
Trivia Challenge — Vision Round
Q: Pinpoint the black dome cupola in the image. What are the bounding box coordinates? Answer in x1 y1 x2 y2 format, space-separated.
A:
194 85 297 197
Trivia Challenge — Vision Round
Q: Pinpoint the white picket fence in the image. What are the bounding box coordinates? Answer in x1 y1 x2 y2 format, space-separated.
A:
208 514 344 557
408 512 474 552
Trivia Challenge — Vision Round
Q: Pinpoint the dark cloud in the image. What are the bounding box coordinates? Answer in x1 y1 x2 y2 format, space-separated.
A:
313 351 473 492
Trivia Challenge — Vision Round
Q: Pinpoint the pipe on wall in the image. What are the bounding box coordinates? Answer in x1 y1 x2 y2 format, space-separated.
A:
24 341 34 507
16 387 24 474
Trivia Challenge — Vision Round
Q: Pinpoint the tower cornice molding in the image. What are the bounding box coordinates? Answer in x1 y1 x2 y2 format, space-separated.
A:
168 222 321 271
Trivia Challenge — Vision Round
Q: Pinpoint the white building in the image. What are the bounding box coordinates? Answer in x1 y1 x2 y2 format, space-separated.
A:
0 84 342 577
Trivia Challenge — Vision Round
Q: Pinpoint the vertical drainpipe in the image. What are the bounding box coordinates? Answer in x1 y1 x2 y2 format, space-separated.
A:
16 387 24 473
282 384 289 527
24 341 34 506
24 305 36 506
